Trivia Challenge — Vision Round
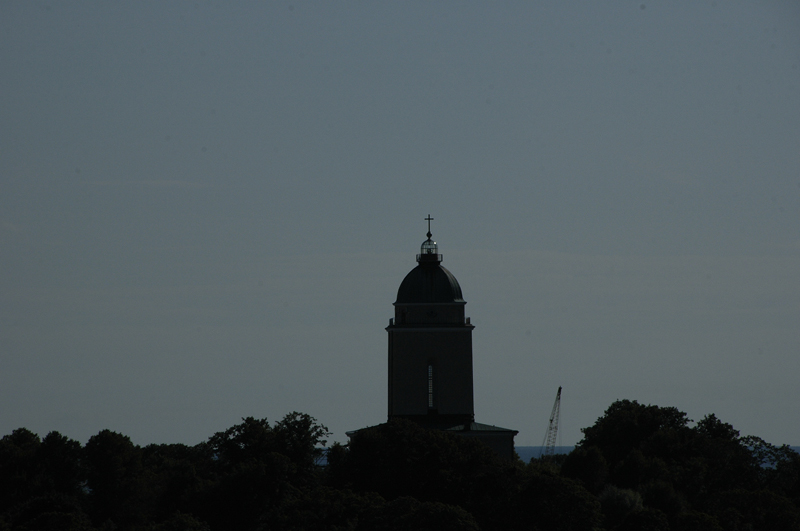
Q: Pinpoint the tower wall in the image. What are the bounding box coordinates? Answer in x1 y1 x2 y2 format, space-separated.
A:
394 302 465 325
387 324 474 421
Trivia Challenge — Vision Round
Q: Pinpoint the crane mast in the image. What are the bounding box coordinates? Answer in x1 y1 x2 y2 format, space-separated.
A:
540 386 562 458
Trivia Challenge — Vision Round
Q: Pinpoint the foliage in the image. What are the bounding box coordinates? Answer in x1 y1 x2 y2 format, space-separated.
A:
335 419 601 531
357 496 481 531
197 413 331 530
507 465 602 531
83 429 145 526
598 485 643 529
1 403 798 531
0 428 43 513
561 445 608 494
577 399 800 530
336 418 505 503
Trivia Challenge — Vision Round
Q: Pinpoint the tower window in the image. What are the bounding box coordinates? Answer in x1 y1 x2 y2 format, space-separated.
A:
428 364 434 408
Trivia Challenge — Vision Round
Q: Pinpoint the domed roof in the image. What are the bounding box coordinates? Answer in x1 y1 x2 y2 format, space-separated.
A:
396 218 465 304
396 263 464 304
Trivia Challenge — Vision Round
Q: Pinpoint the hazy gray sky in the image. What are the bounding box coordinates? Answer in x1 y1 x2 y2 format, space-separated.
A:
2 1 798 447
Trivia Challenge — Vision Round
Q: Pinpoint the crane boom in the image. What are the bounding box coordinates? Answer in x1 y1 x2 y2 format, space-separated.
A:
540 386 562 458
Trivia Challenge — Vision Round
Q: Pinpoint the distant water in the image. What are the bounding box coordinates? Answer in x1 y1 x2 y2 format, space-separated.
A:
516 446 574 462
515 446 800 463
315 445 797 466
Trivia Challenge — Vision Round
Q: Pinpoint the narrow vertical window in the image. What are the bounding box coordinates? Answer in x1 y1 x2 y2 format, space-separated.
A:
428 364 434 408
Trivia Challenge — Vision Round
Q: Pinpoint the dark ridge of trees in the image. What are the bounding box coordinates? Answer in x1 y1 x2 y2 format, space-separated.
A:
0 403 798 531
562 399 800 530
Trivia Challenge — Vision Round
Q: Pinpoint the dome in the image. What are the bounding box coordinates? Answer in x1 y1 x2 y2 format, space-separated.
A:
395 263 465 304
420 238 438 256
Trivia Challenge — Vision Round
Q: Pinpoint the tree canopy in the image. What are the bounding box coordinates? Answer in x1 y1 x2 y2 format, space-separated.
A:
1 402 798 531
562 399 800 530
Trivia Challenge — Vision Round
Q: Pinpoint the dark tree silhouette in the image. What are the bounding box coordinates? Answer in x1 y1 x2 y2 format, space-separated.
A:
1 402 797 531
576 399 800 530
0 428 43 513
83 429 145 527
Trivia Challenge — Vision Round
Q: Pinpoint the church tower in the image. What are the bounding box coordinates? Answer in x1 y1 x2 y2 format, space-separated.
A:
387 217 475 424
383 217 517 460
350 217 517 460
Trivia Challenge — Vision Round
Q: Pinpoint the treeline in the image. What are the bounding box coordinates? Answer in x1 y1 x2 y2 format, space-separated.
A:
1 402 799 531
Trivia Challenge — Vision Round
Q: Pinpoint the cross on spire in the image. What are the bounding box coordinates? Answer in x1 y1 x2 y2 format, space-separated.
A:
425 214 434 238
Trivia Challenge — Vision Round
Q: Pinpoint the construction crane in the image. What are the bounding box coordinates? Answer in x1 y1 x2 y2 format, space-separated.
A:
539 386 562 458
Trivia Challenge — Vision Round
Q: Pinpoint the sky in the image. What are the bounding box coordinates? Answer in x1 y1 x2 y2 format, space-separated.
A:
1 1 798 448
